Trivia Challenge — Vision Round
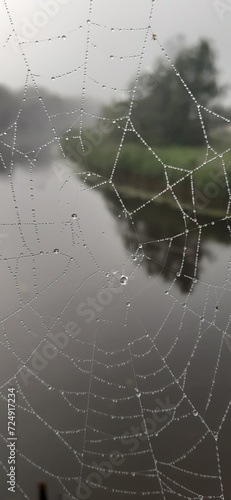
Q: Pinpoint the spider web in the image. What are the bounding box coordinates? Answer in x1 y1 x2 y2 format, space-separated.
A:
0 1 231 499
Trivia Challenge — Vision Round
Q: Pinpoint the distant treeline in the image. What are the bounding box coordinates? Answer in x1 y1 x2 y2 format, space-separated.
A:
101 38 231 146
0 85 99 151
62 38 231 217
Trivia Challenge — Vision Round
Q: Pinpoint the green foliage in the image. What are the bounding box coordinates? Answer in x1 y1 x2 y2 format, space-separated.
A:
63 132 231 216
103 39 223 146
62 37 230 216
64 134 231 185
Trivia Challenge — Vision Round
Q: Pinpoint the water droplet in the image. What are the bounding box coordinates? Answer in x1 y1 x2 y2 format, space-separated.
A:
120 275 128 285
110 55 114 59
62 35 66 40
40 251 43 255
71 213 77 219
51 76 56 81
126 302 130 307
132 255 137 261
132 472 135 477
54 248 59 254
193 410 198 417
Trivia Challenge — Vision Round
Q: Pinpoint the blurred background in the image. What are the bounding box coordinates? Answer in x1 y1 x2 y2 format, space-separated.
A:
0 1 231 500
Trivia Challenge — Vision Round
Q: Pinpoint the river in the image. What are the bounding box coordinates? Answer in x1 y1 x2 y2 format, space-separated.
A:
0 155 231 499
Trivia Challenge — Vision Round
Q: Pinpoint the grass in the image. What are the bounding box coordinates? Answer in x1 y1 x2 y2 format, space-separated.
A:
62 134 231 217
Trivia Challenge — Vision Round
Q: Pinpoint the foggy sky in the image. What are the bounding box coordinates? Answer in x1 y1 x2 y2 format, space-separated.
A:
0 0 230 104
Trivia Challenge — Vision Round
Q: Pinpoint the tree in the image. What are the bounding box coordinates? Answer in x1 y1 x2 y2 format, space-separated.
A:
104 39 223 146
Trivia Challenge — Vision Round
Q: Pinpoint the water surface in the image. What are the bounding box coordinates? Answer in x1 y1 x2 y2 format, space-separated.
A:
0 158 231 500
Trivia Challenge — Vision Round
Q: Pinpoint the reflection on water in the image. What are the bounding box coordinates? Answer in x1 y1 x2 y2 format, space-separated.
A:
93 184 231 294
0 159 231 500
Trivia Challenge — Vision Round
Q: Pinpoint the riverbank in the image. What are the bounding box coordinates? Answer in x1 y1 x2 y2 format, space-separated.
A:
63 137 231 218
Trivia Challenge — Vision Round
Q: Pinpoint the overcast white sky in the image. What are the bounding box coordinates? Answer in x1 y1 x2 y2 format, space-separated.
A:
0 0 230 104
